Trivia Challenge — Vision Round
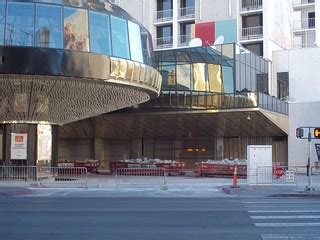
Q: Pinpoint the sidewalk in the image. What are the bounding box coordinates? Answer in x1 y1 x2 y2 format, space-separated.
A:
1 174 320 198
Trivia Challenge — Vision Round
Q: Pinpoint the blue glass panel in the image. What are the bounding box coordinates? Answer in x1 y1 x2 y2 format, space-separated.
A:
64 7 89 51
111 16 130 59
222 66 234 93
128 21 143 63
35 4 63 48
0 2 5 45
5 2 35 46
89 11 110 55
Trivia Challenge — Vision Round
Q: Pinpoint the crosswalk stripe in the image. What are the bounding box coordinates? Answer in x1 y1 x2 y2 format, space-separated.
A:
249 210 320 213
260 234 320 239
255 222 320 227
251 215 320 219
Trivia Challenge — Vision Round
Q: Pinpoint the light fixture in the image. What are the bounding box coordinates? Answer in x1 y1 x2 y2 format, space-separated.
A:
247 115 251 121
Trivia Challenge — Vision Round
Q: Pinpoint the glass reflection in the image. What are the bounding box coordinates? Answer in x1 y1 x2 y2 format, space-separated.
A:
193 63 206 91
128 21 143 63
208 64 222 92
0 2 5 45
64 7 89 51
89 11 110 55
176 64 191 90
35 4 63 48
6 2 34 46
161 64 176 90
111 16 130 59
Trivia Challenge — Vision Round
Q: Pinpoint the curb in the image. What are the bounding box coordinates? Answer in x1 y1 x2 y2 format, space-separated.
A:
221 186 231 194
0 187 32 196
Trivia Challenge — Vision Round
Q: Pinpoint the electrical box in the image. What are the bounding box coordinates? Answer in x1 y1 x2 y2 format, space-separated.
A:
247 145 272 185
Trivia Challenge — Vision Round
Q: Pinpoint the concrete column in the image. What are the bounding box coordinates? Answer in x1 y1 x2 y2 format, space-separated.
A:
51 125 59 167
216 137 224 160
94 137 106 169
3 124 11 165
174 140 183 161
172 0 179 48
26 124 37 166
132 138 143 159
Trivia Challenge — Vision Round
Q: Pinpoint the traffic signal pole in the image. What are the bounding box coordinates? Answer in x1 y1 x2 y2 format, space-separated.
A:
306 130 315 191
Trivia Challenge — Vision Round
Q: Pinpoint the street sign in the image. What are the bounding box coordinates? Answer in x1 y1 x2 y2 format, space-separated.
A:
285 170 295 183
315 144 320 161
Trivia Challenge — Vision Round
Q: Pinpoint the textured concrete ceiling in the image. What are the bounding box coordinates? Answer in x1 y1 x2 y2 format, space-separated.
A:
59 108 288 139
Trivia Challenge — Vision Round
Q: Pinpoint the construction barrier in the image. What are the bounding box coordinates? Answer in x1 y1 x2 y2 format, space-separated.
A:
116 167 167 190
57 160 100 173
0 166 88 188
0 166 38 182
110 161 185 176
38 167 88 188
194 163 247 177
256 165 297 187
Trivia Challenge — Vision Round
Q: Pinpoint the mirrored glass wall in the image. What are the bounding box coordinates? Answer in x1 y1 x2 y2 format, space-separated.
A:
155 43 269 95
0 0 151 64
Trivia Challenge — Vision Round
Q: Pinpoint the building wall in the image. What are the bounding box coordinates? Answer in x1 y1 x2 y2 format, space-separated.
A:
215 19 237 43
197 0 237 22
274 48 320 166
58 138 94 161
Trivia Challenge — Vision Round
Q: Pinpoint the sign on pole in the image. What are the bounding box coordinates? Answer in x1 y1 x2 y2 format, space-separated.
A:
11 133 27 160
315 143 320 161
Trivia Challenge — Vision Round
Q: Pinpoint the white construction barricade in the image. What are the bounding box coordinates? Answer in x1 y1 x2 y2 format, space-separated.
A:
0 166 88 188
0 166 38 182
38 167 88 188
116 167 167 190
256 166 297 187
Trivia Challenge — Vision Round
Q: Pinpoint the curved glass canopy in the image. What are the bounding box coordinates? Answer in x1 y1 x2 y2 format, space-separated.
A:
0 0 152 64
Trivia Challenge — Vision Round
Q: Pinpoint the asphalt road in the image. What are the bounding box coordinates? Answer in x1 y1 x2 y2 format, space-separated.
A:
0 197 320 240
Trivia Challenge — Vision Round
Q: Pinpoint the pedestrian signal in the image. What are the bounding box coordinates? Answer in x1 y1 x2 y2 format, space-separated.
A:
296 128 304 138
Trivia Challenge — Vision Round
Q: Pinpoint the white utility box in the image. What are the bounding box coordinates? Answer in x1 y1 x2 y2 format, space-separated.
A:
247 145 272 185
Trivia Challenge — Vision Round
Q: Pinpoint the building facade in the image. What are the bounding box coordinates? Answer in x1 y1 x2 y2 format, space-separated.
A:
0 0 161 166
118 0 293 60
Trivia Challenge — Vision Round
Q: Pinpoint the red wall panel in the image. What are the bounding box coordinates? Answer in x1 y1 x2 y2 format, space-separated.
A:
195 22 215 46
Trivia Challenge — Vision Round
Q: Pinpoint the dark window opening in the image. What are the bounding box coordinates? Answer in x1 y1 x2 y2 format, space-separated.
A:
277 72 289 101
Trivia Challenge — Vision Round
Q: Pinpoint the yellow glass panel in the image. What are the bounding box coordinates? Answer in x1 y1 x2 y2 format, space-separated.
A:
139 64 146 83
208 64 223 93
126 60 134 81
119 59 127 80
193 63 206 91
110 58 120 79
133 62 141 82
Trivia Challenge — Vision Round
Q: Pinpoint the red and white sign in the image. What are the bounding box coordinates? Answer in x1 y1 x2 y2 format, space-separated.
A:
11 133 27 160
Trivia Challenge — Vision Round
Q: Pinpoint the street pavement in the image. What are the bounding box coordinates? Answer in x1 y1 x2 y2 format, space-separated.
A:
1 175 320 239
1 196 320 240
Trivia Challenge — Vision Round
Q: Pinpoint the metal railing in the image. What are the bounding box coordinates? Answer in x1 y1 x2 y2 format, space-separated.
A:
240 0 263 11
38 167 88 188
0 166 38 182
256 166 298 187
179 6 195 19
294 42 317 49
116 167 167 190
241 26 263 40
258 92 289 115
144 91 288 115
293 18 316 31
179 34 192 47
292 0 315 6
156 9 173 22
0 166 88 188
155 36 173 49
